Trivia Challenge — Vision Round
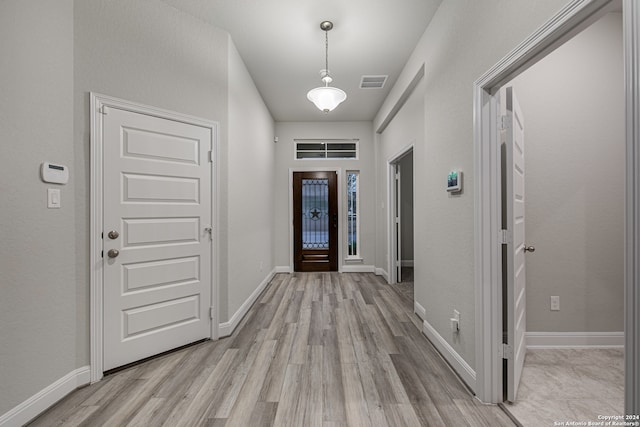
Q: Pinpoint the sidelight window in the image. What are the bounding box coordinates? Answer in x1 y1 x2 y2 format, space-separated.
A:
347 171 359 257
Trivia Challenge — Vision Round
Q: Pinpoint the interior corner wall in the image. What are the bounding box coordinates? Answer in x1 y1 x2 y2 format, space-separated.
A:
227 38 275 320
0 0 75 415
374 0 573 372
376 79 424 277
74 0 229 359
510 12 624 333
273 121 375 270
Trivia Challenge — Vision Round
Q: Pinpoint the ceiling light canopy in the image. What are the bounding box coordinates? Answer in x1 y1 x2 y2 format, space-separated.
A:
306 21 346 113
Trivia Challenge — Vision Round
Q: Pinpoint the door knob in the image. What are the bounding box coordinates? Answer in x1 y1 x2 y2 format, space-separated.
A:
524 245 535 253
107 230 119 239
107 249 120 258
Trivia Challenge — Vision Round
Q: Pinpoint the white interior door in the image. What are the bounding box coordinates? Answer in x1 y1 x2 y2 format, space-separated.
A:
502 86 527 402
395 163 402 283
103 107 212 371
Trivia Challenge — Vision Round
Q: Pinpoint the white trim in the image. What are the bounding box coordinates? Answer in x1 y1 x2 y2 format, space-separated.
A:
288 167 344 272
526 332 624 348
0 366 90 427
473 0 634 405
341 264 375 273
422 319 476 391
90 93 219 383
219 269 276 337
375 268 389 283
387 144 415 285
624 0 640 416
274 266 292 274
401 260 414 267
414 300 426 320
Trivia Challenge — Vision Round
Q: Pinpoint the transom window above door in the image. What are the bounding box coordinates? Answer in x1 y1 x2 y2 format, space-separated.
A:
294 139 359 160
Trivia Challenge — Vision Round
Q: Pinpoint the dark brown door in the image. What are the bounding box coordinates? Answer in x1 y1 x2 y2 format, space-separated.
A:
293 171 338 272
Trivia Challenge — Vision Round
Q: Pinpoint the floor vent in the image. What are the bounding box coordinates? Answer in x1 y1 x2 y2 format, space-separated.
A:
360 75 387 89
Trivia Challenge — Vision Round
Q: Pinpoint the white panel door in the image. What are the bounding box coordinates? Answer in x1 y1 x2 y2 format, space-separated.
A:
103 107 212 371
395 163 402 283
503 86 527 402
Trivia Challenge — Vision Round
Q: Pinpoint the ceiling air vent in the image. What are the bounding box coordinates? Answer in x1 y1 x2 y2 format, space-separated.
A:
360 75 387 89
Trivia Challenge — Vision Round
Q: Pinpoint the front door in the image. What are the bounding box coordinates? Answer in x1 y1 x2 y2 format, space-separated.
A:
293 171 338 271
102 106 213 371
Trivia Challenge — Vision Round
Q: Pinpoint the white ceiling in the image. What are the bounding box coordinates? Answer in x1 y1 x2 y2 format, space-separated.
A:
161 0 442 122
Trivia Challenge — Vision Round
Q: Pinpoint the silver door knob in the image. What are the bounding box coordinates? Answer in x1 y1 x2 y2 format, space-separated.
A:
108 230 119 239
107 249 120 258
524 246 535 253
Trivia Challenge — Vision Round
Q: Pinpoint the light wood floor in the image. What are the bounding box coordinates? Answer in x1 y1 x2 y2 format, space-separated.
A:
29 273 516 426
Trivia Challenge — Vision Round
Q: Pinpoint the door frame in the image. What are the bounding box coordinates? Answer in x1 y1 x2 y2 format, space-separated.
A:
89 93 219 383
288 167 343 272
473 0 640 412
388 144 414 285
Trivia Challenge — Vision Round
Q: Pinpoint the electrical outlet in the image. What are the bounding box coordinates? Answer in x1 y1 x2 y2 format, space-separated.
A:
550 296 560 311
259 261 264 272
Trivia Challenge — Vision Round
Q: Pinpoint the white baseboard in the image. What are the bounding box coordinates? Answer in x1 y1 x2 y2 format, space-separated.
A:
526 331 624 348
0 366 90 427
341 264 375 273
414 301 426 320
274 266 291 273
422 319 476 392
219 269 276 337
401 260 414 267
375 268 389 283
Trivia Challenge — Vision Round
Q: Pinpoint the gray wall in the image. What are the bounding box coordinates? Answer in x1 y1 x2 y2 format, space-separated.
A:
375 0 574 370
273 121 375 270
0 0 75 414
227 41 276 318
511 13 624 332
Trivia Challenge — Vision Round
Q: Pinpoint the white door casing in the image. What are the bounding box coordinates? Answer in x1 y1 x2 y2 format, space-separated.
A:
501 86 527 402
473 0 640 408
91 93 218 378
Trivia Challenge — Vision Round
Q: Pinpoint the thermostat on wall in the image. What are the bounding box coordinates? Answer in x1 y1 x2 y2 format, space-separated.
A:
447 170 462 192
41 162 69 185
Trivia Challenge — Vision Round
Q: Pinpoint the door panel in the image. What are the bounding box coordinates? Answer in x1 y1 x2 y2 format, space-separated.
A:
503 86 527 402
103 107 212 371
293 171 338 271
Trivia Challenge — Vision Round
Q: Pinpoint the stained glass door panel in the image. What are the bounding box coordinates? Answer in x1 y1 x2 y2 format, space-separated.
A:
293 171 338 271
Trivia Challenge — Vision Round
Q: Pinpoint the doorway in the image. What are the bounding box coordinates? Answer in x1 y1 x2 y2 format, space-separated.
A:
474 0 639 415
500 12 625 421
389 147 414 287
293 171 339 272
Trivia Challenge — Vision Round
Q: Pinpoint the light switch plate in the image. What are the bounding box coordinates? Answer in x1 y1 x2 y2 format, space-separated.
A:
48 188 61 209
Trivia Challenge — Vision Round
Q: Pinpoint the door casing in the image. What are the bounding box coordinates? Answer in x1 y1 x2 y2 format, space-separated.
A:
90 93 219 383
388 144 414 285
473 0 640 414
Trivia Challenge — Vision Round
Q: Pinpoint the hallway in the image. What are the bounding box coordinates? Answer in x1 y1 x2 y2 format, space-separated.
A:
29 273 515 426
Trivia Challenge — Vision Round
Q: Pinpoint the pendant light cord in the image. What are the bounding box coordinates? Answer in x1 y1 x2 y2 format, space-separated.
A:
325 30 329 85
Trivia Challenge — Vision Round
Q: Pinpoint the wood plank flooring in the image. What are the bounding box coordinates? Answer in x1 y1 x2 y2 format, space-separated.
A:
28 273 516 426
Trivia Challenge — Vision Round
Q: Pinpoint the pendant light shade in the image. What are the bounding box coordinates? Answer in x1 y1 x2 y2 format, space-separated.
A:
307 21 346 113
307 74 347 113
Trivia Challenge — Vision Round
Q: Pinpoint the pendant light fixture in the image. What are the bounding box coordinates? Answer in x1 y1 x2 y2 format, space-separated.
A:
307 21 347 113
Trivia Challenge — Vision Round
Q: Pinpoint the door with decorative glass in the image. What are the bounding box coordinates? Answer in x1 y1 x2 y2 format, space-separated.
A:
293 171 338 271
